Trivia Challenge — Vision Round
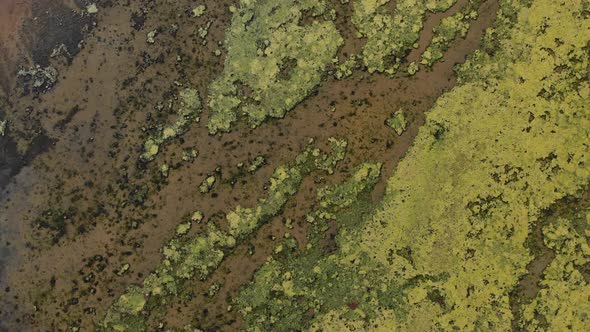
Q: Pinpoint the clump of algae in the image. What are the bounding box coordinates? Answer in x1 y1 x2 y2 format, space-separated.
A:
237 0 590 330
235 162 383 331
98 138 348 331
420 0 482 67
352 0 457 74
207 0 343 134
140 89 202 163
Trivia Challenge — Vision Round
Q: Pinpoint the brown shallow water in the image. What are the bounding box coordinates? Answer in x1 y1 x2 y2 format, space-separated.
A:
0 0 499 330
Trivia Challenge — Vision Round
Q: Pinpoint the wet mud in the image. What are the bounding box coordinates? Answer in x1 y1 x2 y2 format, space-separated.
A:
0 0 499 330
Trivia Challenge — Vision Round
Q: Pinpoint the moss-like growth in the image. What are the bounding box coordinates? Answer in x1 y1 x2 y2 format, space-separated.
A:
207 0 343 133
17 65 59 94
314 0 590 329
141 89 202 162
333 55 360 80
191 5 206 18
0 119 7 136
99 138 348 331
247 155 266 173
421 0 482 67
519 209 590 331
385 110 407 136
237 0 590 330
198 175 216 193
235 163 383 331
352 0 457 74
307 162 382 223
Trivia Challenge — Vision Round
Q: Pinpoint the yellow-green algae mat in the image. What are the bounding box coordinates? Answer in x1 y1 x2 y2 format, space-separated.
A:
237 0 590 331
99 0 590 330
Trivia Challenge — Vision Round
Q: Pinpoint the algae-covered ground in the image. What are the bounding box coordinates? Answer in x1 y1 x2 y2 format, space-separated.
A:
0 0 588 331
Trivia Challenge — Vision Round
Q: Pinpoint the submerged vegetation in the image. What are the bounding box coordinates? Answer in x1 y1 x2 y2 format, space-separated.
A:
1 0 589 330
207 0 343 133
141 88 202 162
421 0 483 67
352 0 458 74
99 138 348 331
225 0 590 330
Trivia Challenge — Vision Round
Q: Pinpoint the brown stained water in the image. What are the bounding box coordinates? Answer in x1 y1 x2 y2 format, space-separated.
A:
0 0 499 330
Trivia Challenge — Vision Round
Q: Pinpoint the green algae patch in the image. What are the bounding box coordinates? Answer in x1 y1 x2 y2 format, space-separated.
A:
190 211 204 223
198 175 216 193
206 0 343 134
333 55 360 80
0 118 6 136
352 0 457 74
175 222 192 236
191 5 206 18
519 209 590 331
385 110 407 136
421 0 482 67
226 138 348 239
247 155 266 173
235 0 590 330
17 65 59 94
146 29 158 44
100 286 148 332
307 162 382 223
235 162 383 331
140 89 202 163
99 138 348 331
315 0 590 330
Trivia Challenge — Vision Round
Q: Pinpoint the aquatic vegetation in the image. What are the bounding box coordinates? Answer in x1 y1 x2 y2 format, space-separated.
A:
352 0 457 74
198 175 216 193
227 138 348 239
519 210 590 331
146 29 158 44
333 55 360 80
385 110 407 136
237 0 590 330
228 155 268 186
0 119 6 136
407 61 419 75
330 0 588 329
99 138 348 331
191 5 206 18
6 0 589 330
421 0 482 67
17 65 59 94
307 162 382 223
181 148 198 162
197 20 212 44
159 164 169 177
140 89 202 162
86 3 98 14
247 155 266 173
236 162 383 331
207 0 343 133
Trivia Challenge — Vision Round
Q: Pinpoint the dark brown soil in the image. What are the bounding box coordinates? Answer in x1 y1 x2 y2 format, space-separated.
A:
0 0 499 331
